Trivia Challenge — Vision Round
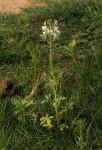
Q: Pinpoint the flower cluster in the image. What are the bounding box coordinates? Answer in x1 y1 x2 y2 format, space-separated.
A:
40 19 60 41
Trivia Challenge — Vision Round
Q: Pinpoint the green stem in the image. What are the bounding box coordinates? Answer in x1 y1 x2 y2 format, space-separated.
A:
49 35 57 100
49 34 59 124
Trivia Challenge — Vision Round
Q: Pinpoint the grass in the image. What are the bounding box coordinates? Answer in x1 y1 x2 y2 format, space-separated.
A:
0 0 102 149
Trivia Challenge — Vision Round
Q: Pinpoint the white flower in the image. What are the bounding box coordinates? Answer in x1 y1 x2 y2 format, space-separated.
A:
56 30 60 35
44 21 47 26
43 32 47 39
54 27 58 31
42 26 47 31
54 20 58 25
53 33 57 39
40 19 60 41
47 30 53 34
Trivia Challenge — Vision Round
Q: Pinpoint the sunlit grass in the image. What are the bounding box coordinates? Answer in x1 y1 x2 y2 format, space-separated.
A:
0 0 102 149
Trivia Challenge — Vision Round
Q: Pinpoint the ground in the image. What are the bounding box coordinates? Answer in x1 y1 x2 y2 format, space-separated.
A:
0 0 46 13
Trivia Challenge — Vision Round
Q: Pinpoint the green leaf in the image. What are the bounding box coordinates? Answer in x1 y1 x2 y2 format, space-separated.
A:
68 39 76 50
62 39 76 57
1 148 6 150
68 102 75 110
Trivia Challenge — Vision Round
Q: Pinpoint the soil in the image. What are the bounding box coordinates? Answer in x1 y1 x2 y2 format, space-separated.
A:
0 0 46 14
0 78 15 97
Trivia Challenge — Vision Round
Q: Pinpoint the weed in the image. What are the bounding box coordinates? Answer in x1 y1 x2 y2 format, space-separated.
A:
0 0 102 149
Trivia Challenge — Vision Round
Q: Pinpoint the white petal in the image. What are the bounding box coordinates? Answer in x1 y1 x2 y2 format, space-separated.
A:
44 21 47 26
56 30 60 35
43 32 47 39
42 26 47 31
54 20 58 25
54 27 58 31
43 31 46 35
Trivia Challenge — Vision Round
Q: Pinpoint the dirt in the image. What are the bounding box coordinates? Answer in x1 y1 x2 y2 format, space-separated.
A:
0 78 15 97
0 0 46 14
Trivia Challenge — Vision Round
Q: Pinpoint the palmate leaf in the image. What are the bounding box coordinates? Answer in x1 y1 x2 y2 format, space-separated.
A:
58 123 68 131
62 39 76 57
42 117 53 129
42 122 53 129
68 39 76 50
12 99 34 109
40 114 54 129
40 116 47 125
41 95 50 104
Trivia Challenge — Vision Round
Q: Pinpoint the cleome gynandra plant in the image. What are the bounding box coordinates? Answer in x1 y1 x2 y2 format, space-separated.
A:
40 19 75 131
40 19 60 77
11 19 76 131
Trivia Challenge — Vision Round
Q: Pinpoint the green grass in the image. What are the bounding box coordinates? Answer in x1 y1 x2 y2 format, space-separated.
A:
0 0 102 149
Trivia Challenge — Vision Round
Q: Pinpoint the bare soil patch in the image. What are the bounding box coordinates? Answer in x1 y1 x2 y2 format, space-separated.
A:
0 0 46 14
0 0 31 13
